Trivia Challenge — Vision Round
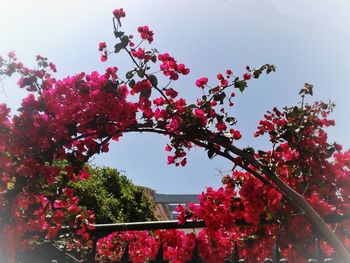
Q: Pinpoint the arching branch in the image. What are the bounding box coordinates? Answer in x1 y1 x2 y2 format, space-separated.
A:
124 123 350 262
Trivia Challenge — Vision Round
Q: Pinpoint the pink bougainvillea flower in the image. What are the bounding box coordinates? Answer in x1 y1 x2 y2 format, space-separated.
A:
7 51 16 59
112 8 126 19
195 77 208 88
98 42 107 51
243 72 251 80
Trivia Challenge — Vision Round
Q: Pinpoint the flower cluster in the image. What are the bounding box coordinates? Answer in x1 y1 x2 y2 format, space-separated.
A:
98 42 108 62
158 53 190 80
137 25 154 44
113 8 126 20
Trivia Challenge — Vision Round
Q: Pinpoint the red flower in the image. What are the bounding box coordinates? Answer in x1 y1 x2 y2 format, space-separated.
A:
194 108 207 126
216 122 227 131
79 168 90 181
230 129 241 140
220 79 228 87
98 42 107 51
47 226 59 239
167 155 175 164
68 204 80 214
131 79 152 94
195 77 208 88
131 48 145 60
49 62 57 72
243 72 251 80
7 51 16 59
101 54 108 62
178 63 190 75
112 8 126 19
180 158 187 166
166 117 180 132
165 144 172 152
137 25 154 43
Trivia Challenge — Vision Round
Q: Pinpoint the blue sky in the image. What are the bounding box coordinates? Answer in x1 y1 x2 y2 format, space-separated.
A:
1 0 350 194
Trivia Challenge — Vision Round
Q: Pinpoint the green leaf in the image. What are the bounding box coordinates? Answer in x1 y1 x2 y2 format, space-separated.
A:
235 80 247 92
165 105 173 114
253 70 261 79
187 104 197 109
257 150 266 156
266 64 276 74
305 83 313 95
225 117 236 125
120 35 129 48
213 92 226 104
148 74 158 87
139 88 152 100
128 79 135 88
299 83 314 96
126 71 134 79
243 147 255 155
137 69 145 78
326 146 336 157
114 30 124 38
207 149 215 159
114 43 123 53
151 55 157 63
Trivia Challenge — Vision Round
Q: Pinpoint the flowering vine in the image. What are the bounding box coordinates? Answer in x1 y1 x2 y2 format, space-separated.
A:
0 7 349 263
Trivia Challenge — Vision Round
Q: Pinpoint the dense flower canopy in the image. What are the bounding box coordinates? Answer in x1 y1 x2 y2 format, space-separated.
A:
0 7 349 263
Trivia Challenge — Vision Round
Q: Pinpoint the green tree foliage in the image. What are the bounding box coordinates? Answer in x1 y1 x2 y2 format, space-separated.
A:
70 166 156 223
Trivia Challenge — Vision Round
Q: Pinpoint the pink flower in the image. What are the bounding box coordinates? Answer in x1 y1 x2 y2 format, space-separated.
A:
132 79 152 94
178 63 190 75
105 67 118 79
165 88 178 98
195 77 208 88
220 79 228 87
101 54 108 62
194 108 207 126
53 200 63 209
216 122 227 132
153 97 165 106
79 168 90 180
49 62 57 72
243 72 251 80
47 226 59 239
137 25 154 43
7 51 16 59
230 129 241 140
68 204 80 214
113 8 126 19
165 144 172 152
131 48 145 59
101 143 109 152
98 42 107 51
167 155 175 164
166 117 180 132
